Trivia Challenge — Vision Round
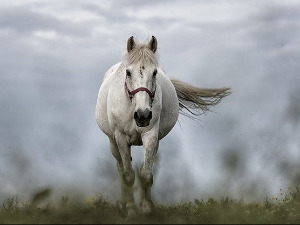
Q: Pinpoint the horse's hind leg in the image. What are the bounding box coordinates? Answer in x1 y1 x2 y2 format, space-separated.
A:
139 131 158 215
110 133 137 218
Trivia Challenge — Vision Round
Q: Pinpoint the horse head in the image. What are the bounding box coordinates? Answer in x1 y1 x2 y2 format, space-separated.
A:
124 36 158 127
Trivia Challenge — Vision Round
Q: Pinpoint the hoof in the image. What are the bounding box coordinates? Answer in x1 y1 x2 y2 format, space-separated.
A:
139 200 155 215
117 201 138 219
126 202 138 219
117 201 127 218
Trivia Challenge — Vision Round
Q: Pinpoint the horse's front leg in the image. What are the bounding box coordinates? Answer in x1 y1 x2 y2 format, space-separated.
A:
139 130 159 215
113 131 137 218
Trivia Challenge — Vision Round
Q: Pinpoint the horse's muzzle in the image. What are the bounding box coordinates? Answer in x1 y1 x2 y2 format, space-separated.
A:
134 109 152 127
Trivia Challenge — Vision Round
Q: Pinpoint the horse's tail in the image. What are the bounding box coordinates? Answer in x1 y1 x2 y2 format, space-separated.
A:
170 78 231 118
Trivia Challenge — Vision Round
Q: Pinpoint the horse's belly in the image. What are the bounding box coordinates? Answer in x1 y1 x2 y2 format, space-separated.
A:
158 109 179 140
158 78 179 140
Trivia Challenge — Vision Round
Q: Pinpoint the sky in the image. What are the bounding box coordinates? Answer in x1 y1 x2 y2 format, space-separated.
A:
1 0 300 204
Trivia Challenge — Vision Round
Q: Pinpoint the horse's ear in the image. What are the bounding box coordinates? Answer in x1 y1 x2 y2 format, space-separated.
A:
127 36 135 52
148 36 157 53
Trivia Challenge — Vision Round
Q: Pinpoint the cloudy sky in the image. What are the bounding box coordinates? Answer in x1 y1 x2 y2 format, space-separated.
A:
1 0 300 203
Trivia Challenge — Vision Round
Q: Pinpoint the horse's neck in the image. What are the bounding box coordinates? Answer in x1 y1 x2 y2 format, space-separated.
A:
114 62 126 78
107 62 126 92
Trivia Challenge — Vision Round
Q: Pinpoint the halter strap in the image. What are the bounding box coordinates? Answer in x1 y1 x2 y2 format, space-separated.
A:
125 82 155 102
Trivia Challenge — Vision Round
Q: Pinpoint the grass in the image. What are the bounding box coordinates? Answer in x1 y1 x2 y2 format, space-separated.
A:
1 187 300 224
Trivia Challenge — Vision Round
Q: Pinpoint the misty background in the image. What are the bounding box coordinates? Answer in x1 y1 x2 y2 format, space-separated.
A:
1 0 300 203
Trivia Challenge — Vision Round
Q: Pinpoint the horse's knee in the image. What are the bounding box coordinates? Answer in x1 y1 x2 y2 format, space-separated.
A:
139 170 153 188
117 162 123 174
123 169 135 186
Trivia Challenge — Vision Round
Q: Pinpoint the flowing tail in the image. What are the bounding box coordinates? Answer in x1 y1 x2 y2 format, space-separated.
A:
170 78 231 118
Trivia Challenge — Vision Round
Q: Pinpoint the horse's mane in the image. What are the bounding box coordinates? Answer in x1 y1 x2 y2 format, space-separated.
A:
122 41 158 66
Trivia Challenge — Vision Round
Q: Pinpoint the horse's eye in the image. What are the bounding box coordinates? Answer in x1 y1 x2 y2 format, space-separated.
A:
126 70 131 77
153 69 157 77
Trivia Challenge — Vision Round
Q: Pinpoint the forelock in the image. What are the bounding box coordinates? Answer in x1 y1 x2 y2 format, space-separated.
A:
123 42 158 67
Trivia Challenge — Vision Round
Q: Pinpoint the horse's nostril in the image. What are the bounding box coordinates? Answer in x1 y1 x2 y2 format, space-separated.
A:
134 111 139 120
148 111 152 120
134 109 152 128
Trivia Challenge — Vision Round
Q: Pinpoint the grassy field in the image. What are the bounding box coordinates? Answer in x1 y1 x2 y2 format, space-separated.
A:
1 187 300 224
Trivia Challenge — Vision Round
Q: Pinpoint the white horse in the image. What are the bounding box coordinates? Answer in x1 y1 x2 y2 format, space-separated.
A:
95 36 230 217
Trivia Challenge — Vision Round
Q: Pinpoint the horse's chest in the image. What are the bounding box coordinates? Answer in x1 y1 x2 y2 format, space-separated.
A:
125 128 143 146
127 132 143 146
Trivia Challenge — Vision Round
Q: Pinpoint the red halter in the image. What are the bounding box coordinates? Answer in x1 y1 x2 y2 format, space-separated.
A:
125 82 156 102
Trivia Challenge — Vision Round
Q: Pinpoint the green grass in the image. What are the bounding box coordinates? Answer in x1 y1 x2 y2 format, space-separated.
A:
1 187 300 224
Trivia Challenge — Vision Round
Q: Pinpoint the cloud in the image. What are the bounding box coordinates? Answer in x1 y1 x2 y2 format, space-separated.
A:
247 4 300 52
0 5 92 38
0 0 300 204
